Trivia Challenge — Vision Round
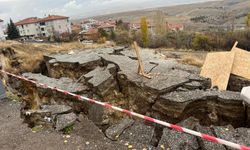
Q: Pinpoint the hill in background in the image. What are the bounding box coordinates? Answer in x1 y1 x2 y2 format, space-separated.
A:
76 0 250 31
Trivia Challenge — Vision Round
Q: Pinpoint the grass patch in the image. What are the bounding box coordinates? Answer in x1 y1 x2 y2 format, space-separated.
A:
6 91 21 102
31 125 44 133
62 124 74 134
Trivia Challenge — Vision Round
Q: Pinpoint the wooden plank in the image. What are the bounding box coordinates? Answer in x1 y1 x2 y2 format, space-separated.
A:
133 41 151 79
231 46 250 80
200 52 235 90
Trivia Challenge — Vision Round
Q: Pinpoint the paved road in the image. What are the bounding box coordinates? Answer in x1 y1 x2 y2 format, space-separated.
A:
0 99 126 150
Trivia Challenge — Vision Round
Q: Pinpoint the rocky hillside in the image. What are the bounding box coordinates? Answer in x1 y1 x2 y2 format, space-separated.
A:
90 0 250 31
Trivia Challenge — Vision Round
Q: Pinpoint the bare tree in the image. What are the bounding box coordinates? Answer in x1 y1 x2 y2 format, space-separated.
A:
153 10 166 35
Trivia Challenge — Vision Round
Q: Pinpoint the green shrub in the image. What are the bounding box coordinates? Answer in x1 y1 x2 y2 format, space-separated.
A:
192 34 211 51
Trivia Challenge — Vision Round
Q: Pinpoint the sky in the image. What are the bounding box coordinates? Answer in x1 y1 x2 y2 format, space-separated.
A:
0 0 217 22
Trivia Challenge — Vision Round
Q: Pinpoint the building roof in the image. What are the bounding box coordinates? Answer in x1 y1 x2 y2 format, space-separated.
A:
97 23 115 29
39 15 68 22
83 28 98 35
15 15 69 26
15 17 39 26
130 22 154 29
167 23 184 30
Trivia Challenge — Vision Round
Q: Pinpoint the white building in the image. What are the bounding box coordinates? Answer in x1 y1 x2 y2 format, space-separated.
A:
0 19 6 41
80 19 98 33
15 15 71 39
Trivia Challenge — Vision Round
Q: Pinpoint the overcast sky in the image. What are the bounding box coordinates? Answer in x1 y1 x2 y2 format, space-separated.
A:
0 0 216 22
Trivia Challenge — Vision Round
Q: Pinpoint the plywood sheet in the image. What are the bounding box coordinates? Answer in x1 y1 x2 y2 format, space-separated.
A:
200 52 235 90
231 47 250 79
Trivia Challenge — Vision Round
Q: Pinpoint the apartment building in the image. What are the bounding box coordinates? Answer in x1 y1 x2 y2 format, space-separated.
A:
15 15 71 39
0 19 6 41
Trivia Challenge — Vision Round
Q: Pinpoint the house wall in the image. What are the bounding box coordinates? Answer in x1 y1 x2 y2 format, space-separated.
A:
17 18 71 38
47 19 71 36
17 23 40 37
0 21 6 40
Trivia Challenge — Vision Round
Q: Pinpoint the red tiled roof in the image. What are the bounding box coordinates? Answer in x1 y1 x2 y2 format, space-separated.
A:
39 15 68 22
15 15 69 26
84 28 98 35
167 23 184 30
104 20 116 26
97 23 115 29
15 17 39 26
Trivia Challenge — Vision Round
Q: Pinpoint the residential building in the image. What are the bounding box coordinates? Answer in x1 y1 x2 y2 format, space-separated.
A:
129 22 154 32
80 28 98 41
72 24 81 34
97 23 116 32
166 23 184 31
81 19 98 32
0 19 6 41
15 15 71 39
130 23 141 31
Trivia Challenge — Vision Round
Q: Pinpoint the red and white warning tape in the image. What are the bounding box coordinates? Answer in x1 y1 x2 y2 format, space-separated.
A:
1 70 250 150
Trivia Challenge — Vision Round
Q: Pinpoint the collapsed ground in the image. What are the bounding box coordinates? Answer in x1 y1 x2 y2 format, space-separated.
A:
1 42 250 149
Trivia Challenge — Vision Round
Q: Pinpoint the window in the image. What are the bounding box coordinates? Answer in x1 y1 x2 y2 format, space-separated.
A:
59 25 61 29
40 22 45 26
41 28 45 31
42 33 46 36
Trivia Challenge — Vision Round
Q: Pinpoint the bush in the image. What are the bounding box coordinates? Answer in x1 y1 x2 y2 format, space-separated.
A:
192 34 211 51
114 31 132 45
113 28 250 51
97 37 106 44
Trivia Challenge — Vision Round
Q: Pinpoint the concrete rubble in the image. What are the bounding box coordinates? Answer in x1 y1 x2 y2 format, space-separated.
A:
105 118 134 141
157 117 200 150
55 112 77 131
195 124 226 150
5 47 250 149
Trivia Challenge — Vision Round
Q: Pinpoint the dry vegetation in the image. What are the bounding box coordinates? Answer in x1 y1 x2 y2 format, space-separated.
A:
179 54 205 67
0 41 114 73
162 49 207 68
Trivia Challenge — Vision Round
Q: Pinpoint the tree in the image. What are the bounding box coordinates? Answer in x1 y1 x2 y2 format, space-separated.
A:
7 19 20 39
110 30 116 40
116 19 129 31
116 19 123 26
140 17 149 47
247 12 250 27
192 33 211 51
98 28 108 38
153 10 166 35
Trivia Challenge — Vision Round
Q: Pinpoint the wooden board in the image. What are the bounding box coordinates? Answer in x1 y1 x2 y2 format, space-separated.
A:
231 47 250 80
200 52 235 90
